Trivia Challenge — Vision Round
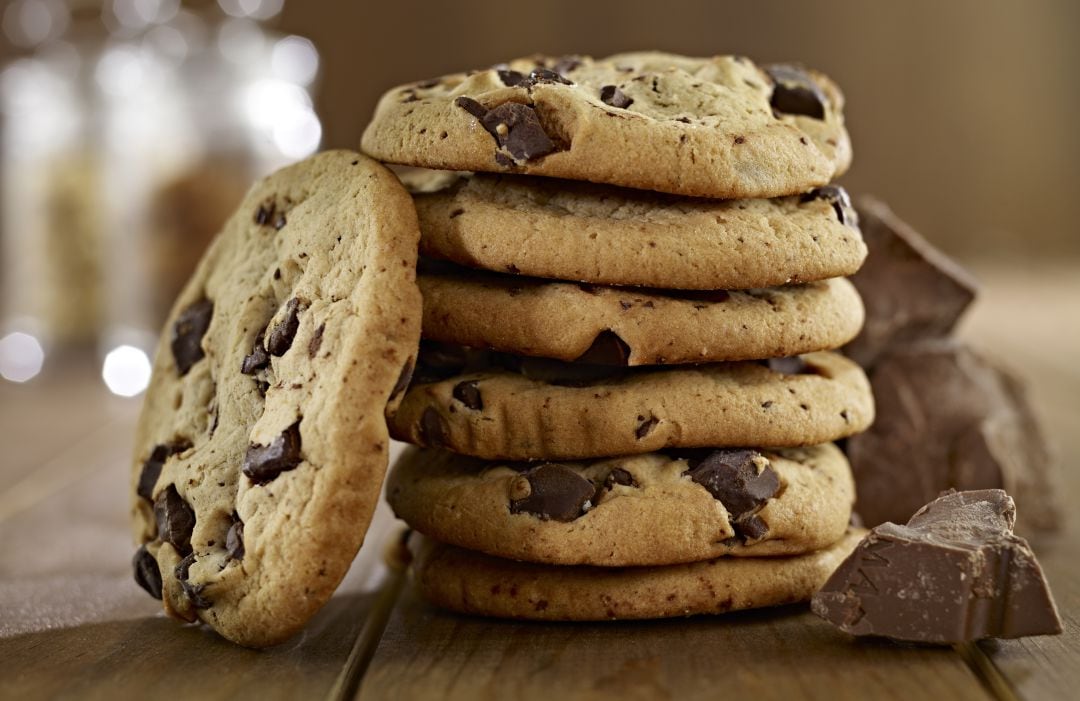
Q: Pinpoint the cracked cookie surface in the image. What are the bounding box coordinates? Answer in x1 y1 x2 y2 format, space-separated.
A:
408 529 863 621
389 348 873 460
388 443 854 566
419 262 864 365
411 173 866 289
130 150 422 647
362 52 851 199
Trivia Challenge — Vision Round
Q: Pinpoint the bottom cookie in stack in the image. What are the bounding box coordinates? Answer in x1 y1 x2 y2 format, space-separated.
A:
387 443 864 620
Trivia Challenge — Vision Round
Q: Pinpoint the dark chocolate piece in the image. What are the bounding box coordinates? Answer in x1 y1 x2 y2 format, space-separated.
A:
226 516 245 561
418 408 449 448
241 331 270 374
765 64 826 119
452 380 483 410
846 340 1061 532
764 356 819 375
454 96 488 119
133 545 163 599
509 463 595 522
153 485 196 556
603 467 635 490
136 441 190 503
812 489 1062 643
516 355 626 387
551 56 582 76
575 330 631 366
242 421 303 484
684 449 779 539
845 197 979 368
266 297 303 357
171 299 213 375
801 185 856 228
600 85 633 109
175 553 211 609
389 357 415 400
308 322 324 358
480 102 555 162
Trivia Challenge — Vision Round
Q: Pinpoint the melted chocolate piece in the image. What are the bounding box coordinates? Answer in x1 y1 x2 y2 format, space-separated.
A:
801 185 856 227
452 380 483 410
509 463 596 522
813 489 1062 643
243 421 303 484
765 64 826 119
171 299 213 376
600 85 633 109
226 516 245 561
516 355 627 387
418 408 449 448
845 197 979 368
136 441 190 503
175 553 211 609
684 449 779 538
153 485 196 556
133 545 163 599
266 297 303 357
635 415 659 439
575 330 631 366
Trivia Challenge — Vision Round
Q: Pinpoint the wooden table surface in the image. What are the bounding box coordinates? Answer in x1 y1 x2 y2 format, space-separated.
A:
1 265 1077 701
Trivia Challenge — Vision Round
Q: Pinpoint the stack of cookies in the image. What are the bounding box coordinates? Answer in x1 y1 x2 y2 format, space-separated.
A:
362 52 876 620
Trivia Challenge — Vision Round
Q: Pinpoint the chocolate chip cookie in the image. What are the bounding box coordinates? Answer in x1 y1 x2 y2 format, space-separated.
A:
419 262 864 365
407 529 863 621
130 151 422 647
389 348 873 460
413 174 866 290
362 52 851 199
388 443 854 566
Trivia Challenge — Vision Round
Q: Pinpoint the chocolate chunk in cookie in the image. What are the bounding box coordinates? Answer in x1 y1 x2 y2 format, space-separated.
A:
452 380 483 410
241 331 270 374
133 545 163 599
600 85 633 109
766 64 826 119
266 297 304 356
801 185 856 228
171 299 213 375
242 421 303 484
509 462 596 522
480 103 556 162
226 515 245 561
685 449 779 537
418 408 449 447
154 485 196 555
175 553 211 609
575 330 631 365
136 441 190 503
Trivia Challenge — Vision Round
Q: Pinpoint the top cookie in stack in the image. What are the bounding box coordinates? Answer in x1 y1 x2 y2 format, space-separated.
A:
363 52 875 621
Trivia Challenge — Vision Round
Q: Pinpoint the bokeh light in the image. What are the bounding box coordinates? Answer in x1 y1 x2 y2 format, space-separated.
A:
0 332 46 383
271 35 318 86
101 344 152 397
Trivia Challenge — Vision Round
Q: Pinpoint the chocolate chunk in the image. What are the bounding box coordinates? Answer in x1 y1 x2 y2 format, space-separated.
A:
684 449 779 536
254 202 275 225
764 356 818 375
154 485 196 556
418 408 449 448
800 185 856 227
737 514 769 540
765 64 826 119
454 96 488 119
390 357 415 400
575 330 631 366
413 341 474 383
308 322 325 358
600 85 633 109
171 299 213 376
498 69 527 87
527 68 572 86
845 197 979 368
509 463 595 522
480 102 555 162
133 545 163 599
175 553 211 609
136 441 190 503
846 340 1061 532
516 355 626 387
266 297 303 356
452 380 483 410
241 331 269 374
273 212 287 230
243 421 303 484
635 415 659 439
225 516 245 561
667 289 731 304
552 56 582 76
603 467 635 490
813 489 1063 643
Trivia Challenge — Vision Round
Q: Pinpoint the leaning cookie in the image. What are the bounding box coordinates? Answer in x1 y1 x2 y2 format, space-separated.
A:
362 52 851 199
420 264 864 365
129 151 422 647
415 174 865 290
389 350 873 460
408 529 863 621
388 443 854 566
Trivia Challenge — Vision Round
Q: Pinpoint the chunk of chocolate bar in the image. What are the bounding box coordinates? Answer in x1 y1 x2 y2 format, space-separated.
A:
846 340 1061 532
812 489 1062 643
845 197 978 369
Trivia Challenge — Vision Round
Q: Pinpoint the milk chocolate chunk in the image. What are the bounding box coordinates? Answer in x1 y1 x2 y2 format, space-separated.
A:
243 421 303 484
847 340 1061 532
154 485 196 556
133 545 163 599
171 299 213 375
846 197 978 368
509 462 595 522
765 64 826 119
480 103 555 162
812 489 1062 643
684 449 779 538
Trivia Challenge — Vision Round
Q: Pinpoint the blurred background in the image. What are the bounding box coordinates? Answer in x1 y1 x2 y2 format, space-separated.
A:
0 0 1077 395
